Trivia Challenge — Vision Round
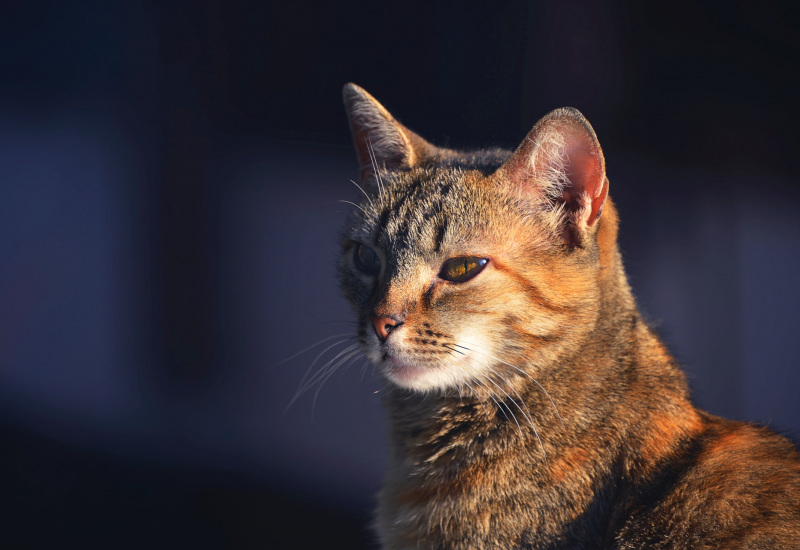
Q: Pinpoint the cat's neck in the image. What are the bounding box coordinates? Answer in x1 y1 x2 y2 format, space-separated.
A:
594 198 634 313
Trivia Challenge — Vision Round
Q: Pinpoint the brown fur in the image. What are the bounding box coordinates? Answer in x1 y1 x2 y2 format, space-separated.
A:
339 83 800 549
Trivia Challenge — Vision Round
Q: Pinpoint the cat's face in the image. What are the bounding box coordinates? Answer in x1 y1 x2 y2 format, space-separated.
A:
339 84 608 394
339 165 600 393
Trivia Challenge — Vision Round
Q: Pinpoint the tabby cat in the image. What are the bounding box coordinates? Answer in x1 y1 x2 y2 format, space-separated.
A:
338 83 800 549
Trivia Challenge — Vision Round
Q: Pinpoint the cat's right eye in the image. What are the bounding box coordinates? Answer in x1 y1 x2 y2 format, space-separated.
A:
440 256 489 283
353 243 381 275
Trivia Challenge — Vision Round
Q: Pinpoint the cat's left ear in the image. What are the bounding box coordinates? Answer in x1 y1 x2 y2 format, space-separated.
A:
499 107 608 240
343 83 436 181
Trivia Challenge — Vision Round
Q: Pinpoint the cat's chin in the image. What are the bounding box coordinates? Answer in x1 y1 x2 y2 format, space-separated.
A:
384 356 428 385
383 356 448 392
382 355 476 393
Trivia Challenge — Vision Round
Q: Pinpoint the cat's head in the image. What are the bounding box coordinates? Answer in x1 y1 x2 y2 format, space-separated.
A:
339 83 614 394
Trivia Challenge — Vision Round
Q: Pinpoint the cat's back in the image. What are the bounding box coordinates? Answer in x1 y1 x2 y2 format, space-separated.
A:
618 414 800 549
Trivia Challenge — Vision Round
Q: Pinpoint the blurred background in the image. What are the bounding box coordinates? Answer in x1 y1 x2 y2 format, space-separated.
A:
1 0 799 547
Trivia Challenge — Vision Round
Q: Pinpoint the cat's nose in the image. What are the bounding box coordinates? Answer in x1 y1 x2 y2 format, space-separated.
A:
371 315 404 341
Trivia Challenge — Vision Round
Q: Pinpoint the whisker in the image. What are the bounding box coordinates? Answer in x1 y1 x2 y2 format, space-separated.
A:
479 380 516 428
485 372 535 429
311 349 363 418
272 333 355 368
454 342 564 429
447 346 520 430
444 350 482 404
296 340 356 393
359 357 371 380
459 364 518 431
442 344 465 356
446 347 547 459
286 342 360 413
503 363 565 429
298 343 360 395
486 371 547 461
449 342 547 458
366 139 386 201
335 199 368 216
349 178 375 210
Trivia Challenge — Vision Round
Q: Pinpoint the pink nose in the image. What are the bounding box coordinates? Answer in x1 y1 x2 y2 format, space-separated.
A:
371 315 403 341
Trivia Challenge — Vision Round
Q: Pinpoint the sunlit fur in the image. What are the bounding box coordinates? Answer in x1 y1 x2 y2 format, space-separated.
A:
339 84 800 549
340 161 582 395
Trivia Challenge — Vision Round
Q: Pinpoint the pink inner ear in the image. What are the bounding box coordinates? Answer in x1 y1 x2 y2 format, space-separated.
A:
562 138 607 227
500 107 608 233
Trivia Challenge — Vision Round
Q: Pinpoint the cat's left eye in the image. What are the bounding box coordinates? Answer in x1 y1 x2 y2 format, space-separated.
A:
353 243 381 275
439 256 489 283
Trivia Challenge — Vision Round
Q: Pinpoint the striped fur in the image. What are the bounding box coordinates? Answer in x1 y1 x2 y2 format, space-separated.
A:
339 83 800 549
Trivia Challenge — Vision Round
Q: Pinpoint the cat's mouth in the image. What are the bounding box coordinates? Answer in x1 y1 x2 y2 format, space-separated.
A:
371 332 484 391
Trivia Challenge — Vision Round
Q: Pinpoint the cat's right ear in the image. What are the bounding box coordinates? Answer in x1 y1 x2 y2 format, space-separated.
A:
343 83 435 181
498 107 608 245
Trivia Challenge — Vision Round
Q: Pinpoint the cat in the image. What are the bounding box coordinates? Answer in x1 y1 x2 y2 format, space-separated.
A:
338 82 800 549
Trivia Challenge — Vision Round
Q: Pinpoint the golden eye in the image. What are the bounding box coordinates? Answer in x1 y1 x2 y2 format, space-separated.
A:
440 256 489 283
354 243 381 275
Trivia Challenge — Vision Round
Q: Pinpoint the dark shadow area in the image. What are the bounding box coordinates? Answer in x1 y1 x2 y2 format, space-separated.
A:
1 418 375 549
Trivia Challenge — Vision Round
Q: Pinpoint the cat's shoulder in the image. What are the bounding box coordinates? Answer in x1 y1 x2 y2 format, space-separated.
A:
621 414 800 548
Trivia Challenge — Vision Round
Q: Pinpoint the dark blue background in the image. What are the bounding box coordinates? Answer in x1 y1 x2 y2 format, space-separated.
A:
2 1 799 548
